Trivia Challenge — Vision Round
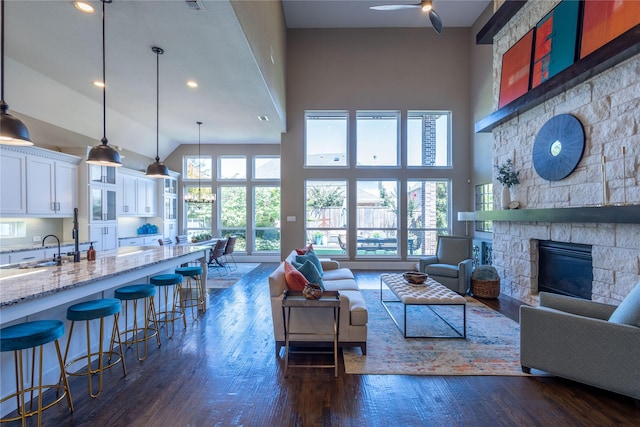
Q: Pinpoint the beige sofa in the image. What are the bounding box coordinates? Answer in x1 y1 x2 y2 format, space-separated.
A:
268 250 368 355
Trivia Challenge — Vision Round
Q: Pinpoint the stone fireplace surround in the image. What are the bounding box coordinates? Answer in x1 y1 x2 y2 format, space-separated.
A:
487 1 640 306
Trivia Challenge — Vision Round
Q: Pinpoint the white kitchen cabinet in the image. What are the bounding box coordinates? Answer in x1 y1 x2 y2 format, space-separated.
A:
90 225 118 252
1 146 79 217
26 157 78 216
118 235 160 247
136 178 157 217
0 253 12 266
90 187 117 222
117 174 138 215
163 221 177 241
159 171 180 241
0 148 27 215
89 164 116 185
9 249 45 264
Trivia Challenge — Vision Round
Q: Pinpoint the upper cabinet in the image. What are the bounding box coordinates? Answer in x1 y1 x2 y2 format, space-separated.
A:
0 146 80 217
89 164 116 185
0 148 27 215
26 157 78 216
117 168 158 217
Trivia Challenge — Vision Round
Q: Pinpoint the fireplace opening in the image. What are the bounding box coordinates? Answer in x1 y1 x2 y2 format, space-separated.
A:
538 241 593 300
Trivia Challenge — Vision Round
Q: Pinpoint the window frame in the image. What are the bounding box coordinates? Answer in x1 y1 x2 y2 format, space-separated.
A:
304 110 349 168
355 110 401 168
406 110 453 168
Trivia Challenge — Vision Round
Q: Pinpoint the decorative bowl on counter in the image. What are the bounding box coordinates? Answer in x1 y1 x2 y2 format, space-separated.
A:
403 271 428 285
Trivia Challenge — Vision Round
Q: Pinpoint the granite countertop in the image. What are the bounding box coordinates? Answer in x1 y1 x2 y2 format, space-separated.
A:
0 241 92 254
0 245 210 308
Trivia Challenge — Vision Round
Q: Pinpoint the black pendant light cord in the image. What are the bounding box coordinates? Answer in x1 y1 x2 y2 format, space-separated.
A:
197 121 203 196
101 0 108 145
156 49 160 162
1 0 6 108
154 47 164 162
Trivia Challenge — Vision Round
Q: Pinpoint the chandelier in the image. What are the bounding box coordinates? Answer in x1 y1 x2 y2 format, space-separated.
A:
184 121 215 204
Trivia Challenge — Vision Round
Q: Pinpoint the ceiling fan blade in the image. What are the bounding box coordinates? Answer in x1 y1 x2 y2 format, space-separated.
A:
429 9 443 34
370 5 421 11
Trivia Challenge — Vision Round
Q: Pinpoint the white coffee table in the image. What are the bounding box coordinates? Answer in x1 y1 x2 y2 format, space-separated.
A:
380 273 467 339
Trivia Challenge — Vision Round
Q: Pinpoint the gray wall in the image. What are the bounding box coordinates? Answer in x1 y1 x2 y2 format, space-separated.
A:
282 27 475 264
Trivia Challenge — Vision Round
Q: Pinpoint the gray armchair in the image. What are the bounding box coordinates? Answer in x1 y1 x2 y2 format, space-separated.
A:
520 290 640 401
418 235 472 294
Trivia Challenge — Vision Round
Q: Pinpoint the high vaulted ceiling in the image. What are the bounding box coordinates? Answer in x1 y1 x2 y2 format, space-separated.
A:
4 0 489 160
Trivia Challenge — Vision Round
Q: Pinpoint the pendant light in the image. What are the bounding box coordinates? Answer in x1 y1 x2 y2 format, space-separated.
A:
86 0 121 167
0 0 32 145
145 46 170 178
184 121 215 204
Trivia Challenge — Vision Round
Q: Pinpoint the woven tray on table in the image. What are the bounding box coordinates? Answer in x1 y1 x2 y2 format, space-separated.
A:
471 278 500 299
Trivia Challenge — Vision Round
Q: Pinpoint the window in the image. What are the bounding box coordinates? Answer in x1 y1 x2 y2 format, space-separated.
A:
407 111 451 167
184 156 212 180
305 180 347 255
254 186 281 252
219 186 246 251
183 153 280 254
407 180 450 256
356 180 398 256
219 156 246 180
184 192 213 240
254 156 280 180
356 111 399 166
475 183 493 232
305 112 348 167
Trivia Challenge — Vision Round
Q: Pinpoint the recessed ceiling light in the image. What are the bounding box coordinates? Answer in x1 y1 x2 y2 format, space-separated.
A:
74 1 94 13
258 115 269 122
93 80 105 88
187 80 198 88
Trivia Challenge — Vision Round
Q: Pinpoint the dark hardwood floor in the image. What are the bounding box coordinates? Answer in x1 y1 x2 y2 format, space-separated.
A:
12 264 639 426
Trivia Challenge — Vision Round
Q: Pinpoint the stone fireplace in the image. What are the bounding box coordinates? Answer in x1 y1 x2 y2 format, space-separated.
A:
487 1 640 306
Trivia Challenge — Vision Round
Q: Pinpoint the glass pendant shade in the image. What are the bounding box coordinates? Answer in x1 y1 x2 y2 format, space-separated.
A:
87 0 121 167
0 0 32 145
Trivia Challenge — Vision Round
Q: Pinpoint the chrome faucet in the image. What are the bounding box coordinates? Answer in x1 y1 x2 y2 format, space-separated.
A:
42 234 62 266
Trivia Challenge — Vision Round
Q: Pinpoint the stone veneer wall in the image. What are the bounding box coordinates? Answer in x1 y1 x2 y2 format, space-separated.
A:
490 0 640 305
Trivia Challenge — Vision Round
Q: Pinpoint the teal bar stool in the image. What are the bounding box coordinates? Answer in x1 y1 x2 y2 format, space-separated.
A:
0 320 74 426
149 273 186 338
114 284 161 361
175 265 205 319
63 298 127 399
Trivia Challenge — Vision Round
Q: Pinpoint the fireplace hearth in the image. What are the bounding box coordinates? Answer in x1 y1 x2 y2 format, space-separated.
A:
538 241 593 300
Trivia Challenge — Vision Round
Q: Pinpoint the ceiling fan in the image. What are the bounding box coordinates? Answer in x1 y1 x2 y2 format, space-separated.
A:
370 0 443 34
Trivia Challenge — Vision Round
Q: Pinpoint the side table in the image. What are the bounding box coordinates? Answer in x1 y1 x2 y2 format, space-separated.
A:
281 290 340 377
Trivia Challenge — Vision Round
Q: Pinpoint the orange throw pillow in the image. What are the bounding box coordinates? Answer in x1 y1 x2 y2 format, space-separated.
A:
295 244 314 255
284 261 308 291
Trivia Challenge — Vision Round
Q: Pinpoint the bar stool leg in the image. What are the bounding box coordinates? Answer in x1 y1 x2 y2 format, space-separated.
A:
1 320 73 426
64 309 127 398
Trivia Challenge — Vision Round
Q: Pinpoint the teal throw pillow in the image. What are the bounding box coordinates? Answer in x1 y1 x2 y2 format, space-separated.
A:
609 282 640 327
295 260 325 291
296 250 323 276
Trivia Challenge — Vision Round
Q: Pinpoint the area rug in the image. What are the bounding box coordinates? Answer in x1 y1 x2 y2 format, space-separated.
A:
206 263 260 289
343 290 533 376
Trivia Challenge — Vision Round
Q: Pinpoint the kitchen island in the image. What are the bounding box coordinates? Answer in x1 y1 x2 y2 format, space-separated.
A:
0 244 210 325
1 244 210 416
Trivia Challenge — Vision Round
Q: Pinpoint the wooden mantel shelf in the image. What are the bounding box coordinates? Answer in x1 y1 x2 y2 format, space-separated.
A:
474 205 640 224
